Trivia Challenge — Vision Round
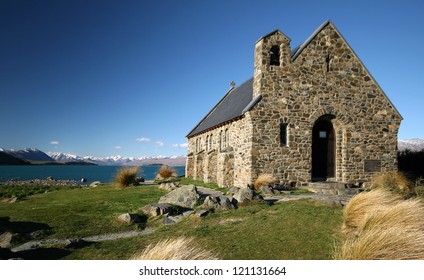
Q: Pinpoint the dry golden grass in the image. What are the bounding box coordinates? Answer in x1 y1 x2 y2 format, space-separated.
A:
131 237 219 260
341 189 402 234
156 165 177 180
370 171 414 197
254 173 275 191
359 198 424 233
335 226 424 260
114 167 139 189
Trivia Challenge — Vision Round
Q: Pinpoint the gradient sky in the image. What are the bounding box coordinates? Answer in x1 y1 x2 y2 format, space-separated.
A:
1 0 423 157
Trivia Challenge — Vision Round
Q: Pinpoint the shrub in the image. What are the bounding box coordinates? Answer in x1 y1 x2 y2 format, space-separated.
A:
358 198 424 233
335 226 424 260
253 173 275 191
156 165 176 180
341 189 402 235
114 167 139 188
370 171 414 197
131 237 219 260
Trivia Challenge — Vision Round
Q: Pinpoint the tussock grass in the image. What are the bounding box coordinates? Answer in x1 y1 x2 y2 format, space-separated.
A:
336 186 424 260
335 226 424 260
155 165 177 180
370 171 414 197
359 199 424 233
341 189 402 235
254 173 275 191
131 237 219 260
114 167 139 188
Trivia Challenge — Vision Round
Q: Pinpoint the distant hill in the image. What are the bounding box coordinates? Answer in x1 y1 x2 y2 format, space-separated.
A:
4 148 55 162
0 151 31 165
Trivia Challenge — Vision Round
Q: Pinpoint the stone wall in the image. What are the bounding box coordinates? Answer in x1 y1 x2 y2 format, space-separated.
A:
250 22 401 185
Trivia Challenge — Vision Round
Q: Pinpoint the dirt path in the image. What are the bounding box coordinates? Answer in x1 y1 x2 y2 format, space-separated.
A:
11 227 155 253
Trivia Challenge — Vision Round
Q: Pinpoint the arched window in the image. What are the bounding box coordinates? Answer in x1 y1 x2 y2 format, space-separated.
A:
270 45 280 66
206 135 209 151
225 129 229 147
209 134 213 151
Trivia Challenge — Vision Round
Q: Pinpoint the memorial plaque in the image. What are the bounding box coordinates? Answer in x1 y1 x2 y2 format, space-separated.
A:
364 160 381 173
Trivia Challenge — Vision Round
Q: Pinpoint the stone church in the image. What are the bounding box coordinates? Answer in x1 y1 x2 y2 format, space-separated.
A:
186 20 402 188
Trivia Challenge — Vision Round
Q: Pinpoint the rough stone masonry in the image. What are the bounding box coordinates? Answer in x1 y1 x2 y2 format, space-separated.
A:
186 20 402 188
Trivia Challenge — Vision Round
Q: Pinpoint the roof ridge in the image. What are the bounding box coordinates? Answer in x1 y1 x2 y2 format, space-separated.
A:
291 19 331 60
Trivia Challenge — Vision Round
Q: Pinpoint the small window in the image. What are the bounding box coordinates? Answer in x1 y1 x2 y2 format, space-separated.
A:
280 123 288 146
270 45 280 66
319 131 327 138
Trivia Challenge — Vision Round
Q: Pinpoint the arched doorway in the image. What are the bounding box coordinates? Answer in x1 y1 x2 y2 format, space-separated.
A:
312 115 336 181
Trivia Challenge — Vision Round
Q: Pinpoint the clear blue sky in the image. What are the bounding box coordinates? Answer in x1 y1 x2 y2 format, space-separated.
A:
1 0 423 157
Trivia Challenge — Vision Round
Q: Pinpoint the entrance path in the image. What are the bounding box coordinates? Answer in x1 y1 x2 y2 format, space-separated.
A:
11 227 155 253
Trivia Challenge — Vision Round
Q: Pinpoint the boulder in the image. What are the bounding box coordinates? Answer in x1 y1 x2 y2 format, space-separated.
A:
158 182 180 191
260 186 274 196
0 232 13 248
90 181 102 187
117 213 142 224
195 210 209 217
141 203 175 217
163 215 183 225
232 187 254 204
202 195 234 211
158 185 200 209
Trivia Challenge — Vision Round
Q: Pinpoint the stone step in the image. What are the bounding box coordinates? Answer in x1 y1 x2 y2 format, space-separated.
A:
305 181 363 196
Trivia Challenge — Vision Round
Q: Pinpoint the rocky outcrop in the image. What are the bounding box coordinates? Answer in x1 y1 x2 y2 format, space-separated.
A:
158 185 200 209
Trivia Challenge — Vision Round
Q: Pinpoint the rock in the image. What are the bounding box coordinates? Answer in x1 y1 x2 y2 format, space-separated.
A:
260 186 274 196
163 215 182 225
0 232 13 248
202 195 234 211
90 181 102 187
158 182 180 191
227 187 241 196
46 176 54 181
117 213 142 224
80 178 87 183
182 210 194 216
136 177 145 183
158 185 200 209
141 203 175 217
232 187 254 204
196 210 209 217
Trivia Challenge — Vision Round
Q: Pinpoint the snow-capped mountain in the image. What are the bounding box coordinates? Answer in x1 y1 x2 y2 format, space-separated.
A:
47 152 186 166
398 138 424 152
4 148 55 162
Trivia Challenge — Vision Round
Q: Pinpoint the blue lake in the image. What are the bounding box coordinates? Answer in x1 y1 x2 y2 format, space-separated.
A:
0 165 185 183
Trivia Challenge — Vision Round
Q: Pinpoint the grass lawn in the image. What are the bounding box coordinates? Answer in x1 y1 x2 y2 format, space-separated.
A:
0 182 343 260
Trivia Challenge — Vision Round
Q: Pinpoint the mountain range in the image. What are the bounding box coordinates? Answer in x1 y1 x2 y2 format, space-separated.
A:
1 139 423 166
0 148 186 166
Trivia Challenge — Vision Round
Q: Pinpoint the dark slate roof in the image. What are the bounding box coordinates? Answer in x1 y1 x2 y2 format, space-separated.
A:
186 78 255 138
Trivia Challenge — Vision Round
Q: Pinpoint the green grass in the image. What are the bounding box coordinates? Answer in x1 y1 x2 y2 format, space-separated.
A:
0 185 166 239
64 199 342 260
1 182 342 260
0 184 79 199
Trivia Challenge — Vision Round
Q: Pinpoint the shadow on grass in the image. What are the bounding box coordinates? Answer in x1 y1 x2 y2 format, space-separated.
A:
13 248 71 260
0 216 52 237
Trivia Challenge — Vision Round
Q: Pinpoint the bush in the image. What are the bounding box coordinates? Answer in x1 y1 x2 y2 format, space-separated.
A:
370 171 414 197
155 165 176 180
131 237 219 260
114 167 139 188
341 189 402 235
253 173 275 191
335 226 424 260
